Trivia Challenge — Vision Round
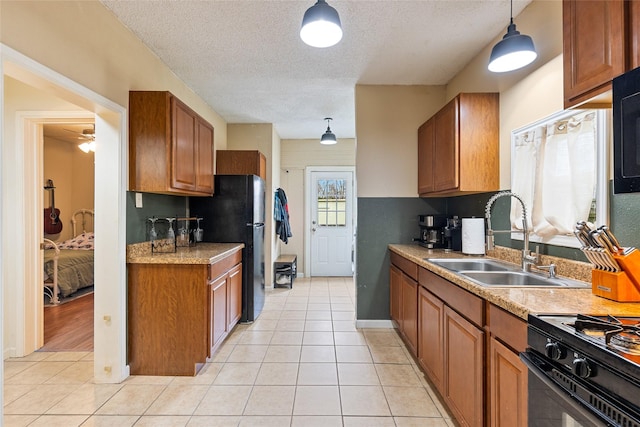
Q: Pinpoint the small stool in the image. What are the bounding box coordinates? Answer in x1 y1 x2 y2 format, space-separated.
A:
274 254 297 288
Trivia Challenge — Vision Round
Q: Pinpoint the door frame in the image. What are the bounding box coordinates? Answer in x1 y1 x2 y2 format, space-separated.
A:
20 112 95 352
1 43 129 384
304 166 357 277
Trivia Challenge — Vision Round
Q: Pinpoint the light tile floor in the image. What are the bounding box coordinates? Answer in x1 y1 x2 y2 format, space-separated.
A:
4 277 456 426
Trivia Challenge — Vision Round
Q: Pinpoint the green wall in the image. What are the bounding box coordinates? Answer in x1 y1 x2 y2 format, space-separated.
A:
355 185 640 321
356 197 446 320
125 191 188 244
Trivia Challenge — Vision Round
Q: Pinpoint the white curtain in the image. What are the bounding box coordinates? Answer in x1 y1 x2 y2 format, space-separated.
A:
511 111 596 238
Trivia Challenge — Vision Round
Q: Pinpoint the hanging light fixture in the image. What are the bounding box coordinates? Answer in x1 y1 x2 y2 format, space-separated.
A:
488 0 537 73
78 141 96 153
300 0 343 48
320 118 337 145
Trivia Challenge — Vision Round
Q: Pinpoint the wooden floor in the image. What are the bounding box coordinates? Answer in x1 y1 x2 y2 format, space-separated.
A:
41 292 94 352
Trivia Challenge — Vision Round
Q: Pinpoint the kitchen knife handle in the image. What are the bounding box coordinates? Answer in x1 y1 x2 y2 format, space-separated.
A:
601 226 623 253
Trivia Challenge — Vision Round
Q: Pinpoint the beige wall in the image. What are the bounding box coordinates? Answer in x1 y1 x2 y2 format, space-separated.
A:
280 138 356 274
446 0 564 189
43 137 95 242
355 85 446 198
1 0 228 366
0 0 227 148
354 0 564 198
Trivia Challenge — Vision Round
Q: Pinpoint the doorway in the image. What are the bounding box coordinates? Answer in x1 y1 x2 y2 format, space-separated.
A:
306 168 355 277
41 120 96 351
2 44 128 383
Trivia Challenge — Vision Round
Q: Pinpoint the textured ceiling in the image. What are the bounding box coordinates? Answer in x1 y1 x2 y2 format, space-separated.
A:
100 0 532 139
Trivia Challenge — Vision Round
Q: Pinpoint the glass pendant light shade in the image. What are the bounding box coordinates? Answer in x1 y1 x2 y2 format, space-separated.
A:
320 118 337 145
488 20 537 72
300 0 343 48
78 141 96 153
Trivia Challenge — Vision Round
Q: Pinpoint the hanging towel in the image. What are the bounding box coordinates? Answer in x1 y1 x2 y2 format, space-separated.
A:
274 188 293 243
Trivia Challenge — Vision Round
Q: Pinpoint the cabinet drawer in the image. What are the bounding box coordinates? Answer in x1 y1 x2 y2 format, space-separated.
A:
419 267 484 327
209 249 242 281
488 304 527 353
390 252 418 281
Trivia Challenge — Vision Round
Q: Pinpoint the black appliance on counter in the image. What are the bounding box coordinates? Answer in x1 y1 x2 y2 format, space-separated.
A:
613 66 640 194
444 216 462 252
521 314 640 426
417 214 447 249
190 175 265 323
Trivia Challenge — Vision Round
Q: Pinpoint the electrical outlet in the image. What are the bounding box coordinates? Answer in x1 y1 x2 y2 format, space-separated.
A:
135 192 143 208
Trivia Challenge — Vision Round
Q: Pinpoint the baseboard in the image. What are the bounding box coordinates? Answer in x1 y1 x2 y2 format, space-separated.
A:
355 319 394 329
4 347 16 360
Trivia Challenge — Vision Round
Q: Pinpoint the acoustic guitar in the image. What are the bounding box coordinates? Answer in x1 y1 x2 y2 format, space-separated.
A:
44 179 63 234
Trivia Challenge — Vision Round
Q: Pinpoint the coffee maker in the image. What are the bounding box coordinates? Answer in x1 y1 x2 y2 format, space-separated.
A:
444 216 462 252
417 214 447 248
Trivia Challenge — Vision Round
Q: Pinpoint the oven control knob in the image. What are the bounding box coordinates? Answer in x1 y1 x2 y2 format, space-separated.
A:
572 358 592 379
545 342 565 360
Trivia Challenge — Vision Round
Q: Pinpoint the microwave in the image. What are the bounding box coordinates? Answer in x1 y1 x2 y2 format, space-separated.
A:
613 66 640 193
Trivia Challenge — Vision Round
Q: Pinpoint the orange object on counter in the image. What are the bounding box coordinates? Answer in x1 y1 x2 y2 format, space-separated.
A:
592 248 640 302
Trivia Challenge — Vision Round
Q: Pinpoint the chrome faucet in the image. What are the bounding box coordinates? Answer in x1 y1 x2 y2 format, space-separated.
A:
484 191 539 272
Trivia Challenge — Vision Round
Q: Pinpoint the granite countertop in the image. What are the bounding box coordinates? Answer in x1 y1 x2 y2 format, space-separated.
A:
127 242 244 265
389 244 640 320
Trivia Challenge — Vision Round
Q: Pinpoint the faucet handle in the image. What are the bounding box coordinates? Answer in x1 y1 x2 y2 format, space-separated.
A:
535 263 557 278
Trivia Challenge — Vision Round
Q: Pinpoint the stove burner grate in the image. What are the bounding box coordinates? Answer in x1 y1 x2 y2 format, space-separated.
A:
570 314 640 355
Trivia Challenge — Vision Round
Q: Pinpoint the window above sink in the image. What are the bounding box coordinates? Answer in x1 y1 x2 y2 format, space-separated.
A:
510 109 610 248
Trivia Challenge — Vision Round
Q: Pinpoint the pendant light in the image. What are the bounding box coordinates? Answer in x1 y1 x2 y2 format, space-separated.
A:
320 118 337 145
300 0 343 48
488 0 537 73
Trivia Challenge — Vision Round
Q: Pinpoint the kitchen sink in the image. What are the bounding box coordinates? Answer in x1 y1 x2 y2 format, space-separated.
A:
459 271 589 288
426 258 517 272
425 257 589 288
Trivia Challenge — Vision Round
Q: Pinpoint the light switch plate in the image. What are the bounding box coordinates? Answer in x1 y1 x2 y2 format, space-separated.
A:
135 192 143 208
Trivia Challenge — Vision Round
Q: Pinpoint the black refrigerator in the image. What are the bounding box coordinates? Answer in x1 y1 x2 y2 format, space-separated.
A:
190 175 265 323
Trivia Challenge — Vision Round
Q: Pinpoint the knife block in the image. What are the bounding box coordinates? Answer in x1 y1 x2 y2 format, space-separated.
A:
592 248 640 302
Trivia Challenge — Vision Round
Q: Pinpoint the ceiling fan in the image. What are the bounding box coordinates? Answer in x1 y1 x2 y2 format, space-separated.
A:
64 124 96 153
64 125 95 141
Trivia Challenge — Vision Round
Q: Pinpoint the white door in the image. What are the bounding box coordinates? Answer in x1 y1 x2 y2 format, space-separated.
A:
310 171 354 276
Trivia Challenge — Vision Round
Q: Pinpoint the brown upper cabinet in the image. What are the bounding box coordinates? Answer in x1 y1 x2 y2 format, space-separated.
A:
418 93 499 197
216 150 267 181
129 91 215 196
563 0 640 108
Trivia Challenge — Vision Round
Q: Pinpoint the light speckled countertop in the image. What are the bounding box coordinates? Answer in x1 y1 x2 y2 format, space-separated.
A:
389 244 640 320
127 242 244 265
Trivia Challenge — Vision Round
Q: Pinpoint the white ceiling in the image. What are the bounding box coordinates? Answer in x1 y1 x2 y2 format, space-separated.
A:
99 0 532 140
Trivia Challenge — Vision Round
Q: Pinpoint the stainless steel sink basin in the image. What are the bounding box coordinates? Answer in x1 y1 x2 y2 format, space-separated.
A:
426 258 517 272
459 271 589 288
425 257 589 288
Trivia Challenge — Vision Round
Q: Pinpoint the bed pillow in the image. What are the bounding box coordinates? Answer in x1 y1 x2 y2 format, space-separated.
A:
57 232 94 250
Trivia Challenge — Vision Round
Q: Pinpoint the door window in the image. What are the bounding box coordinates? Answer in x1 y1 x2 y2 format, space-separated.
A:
316 179 347 227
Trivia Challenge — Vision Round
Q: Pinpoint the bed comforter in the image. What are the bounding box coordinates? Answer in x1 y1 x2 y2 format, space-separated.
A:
44 249 94 297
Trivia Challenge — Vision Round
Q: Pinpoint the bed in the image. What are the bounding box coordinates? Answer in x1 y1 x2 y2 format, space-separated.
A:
43 209 94 304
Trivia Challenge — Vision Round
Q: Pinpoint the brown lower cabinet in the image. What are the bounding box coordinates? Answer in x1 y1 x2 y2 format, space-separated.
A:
418 267 484 427
418 287 444 392
389 253 418 354
488 304 528 427
391 251 528 427
444 306 484 427
128 249 242 376
209 262 242 354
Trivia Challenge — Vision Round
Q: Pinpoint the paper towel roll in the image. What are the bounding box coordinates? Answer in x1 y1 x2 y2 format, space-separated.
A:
462 218 485 255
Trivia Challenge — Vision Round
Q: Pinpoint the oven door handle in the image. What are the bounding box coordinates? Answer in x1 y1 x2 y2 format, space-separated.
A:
520 351 606 426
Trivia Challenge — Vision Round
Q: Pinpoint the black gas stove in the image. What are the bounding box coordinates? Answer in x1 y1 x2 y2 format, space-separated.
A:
522 314 640 426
